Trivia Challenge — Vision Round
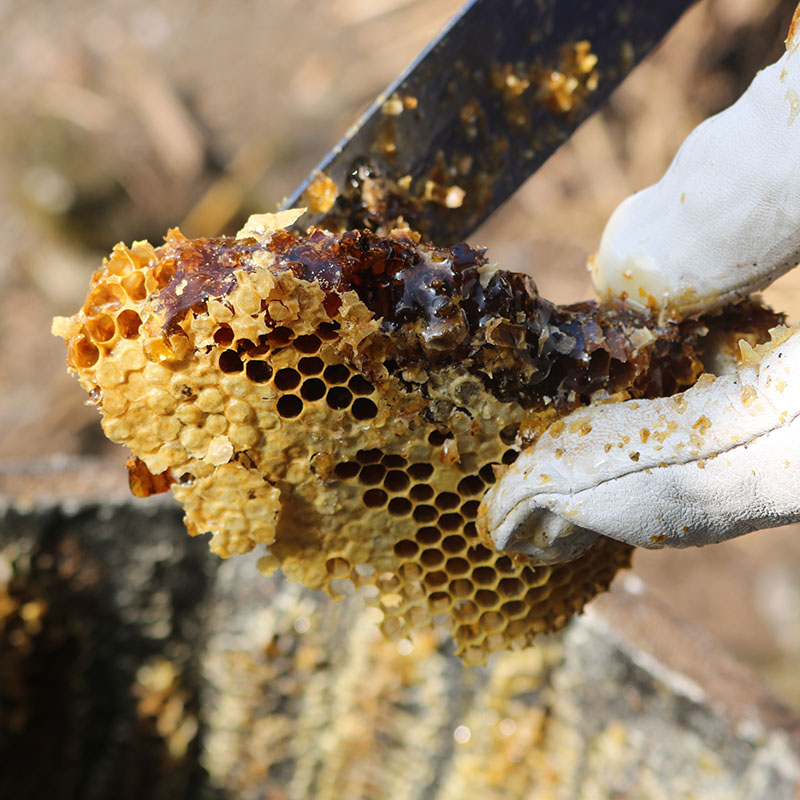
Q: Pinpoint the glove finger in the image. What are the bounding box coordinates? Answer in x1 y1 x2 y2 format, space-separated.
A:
483 326 800 555
592 4 800 321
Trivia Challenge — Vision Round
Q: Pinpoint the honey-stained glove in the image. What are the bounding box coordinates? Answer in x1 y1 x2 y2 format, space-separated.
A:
483 7 800 562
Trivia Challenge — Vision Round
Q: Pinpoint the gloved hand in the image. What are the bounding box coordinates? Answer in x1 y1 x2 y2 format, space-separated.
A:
482 5 800 563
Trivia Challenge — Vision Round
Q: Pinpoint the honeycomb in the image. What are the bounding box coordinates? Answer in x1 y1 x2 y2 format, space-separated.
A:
52 211 778 662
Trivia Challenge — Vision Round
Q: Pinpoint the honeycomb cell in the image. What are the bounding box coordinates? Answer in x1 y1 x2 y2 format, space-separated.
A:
380 616 404 640
445 557 470 575
219 350 243 373
428 430 449 447
315 321 338 340
408 463 434 481
359 464 386 485
267 326 294 346
460 500 479 519
327 386 353 409
494 556 517 574
196 388 224 413
152 260 174 289
435 492 460 510
406 605 430 626
376 572 401 592
501 600 527 619
441 535 466 554
294 333 321 353
499 424 519 445
245 360 273 383
525 585 551 605
229 423 258 448
275 368 301 391
73 336 99 368
325 557 350 577
472 566 497 586
467 544 493 563
457 624 480 642
402 582 425 602
213 325 234 346
498 577 524 597
420 549 444 568
475 589 499 608
424 571 448 588
323 364 349 384
117 309 142 339
348 375 374 395
300 379 326 401
399 563 423 581
521 566 549 587
438 513 463 531
351 398 378 419
453 599 479 620
334 461 359 479
86 282 126 315
387 497 412 516
276 395 303 418
382 454 407 468
480 611 504 632
409 484 434 502
384 470 410 493
298 356 324 375
363 488 388 508
394 539 419 559
356 449 383 464
413 504 438 523
86 314 116 343
428 592 452 613
502 449 519 465
457 475 484 495
415 527 441 545
121 271 146 301
479 463 498 484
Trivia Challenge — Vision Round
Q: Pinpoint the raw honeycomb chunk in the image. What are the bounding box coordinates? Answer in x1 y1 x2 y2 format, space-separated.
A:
52 212 779 662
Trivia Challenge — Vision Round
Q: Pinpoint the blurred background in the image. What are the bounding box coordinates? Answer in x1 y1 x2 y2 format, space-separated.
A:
2 0 800 707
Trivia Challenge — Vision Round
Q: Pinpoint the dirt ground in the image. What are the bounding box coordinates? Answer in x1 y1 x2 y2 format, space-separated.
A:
2 0 799 707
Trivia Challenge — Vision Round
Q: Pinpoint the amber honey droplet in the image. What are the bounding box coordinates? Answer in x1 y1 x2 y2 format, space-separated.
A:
126 455 174 498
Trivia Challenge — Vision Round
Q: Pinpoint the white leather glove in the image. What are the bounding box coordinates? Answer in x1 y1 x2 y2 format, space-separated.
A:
482 6 800 563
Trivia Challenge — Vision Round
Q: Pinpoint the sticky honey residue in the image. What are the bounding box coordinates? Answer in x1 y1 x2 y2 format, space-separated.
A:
303 172 339 215
787 1 800 49
381 93 404 116
535 41 599 114
568 419 593 437
492 40 599 117
787 87 800 126
741 385 757 407
127 455 174 497
423 181 466 209
738 338 761 366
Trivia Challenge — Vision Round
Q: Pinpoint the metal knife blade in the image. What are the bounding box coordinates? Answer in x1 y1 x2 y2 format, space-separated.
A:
283 0 695 245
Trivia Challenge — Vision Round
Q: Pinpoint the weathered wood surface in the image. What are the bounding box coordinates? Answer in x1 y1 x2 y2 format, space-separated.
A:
2 458 799 799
